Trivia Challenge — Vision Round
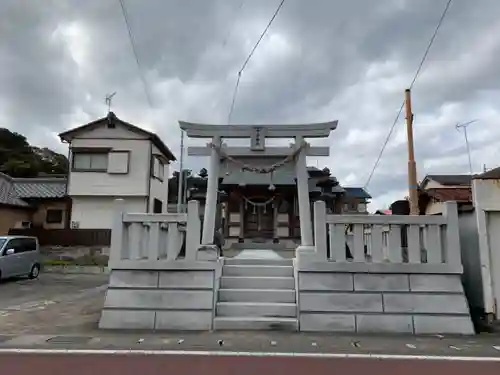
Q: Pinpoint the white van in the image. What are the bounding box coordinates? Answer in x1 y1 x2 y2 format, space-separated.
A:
0 236 41 280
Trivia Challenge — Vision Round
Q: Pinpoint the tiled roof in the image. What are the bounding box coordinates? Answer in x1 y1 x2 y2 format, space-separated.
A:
59 112 176 161
13 178 67 199
344 187 372 199
473 167 500 180
426 174 472 186
425 188 472 203
0 173 29 207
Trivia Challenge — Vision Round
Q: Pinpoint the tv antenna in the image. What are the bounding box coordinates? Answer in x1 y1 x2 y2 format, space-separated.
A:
105 92 117 113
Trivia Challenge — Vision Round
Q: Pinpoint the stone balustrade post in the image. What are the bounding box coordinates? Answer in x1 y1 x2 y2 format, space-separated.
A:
109 199 125 268
186 200 201 260
443 201 461 267
313 200 328 261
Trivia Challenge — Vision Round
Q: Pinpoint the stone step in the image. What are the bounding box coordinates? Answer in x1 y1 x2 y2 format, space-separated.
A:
220 276 295 290
217 302 296 317
224 258 293 266
218 289 296 303
213 316 298 331
222 265 293 277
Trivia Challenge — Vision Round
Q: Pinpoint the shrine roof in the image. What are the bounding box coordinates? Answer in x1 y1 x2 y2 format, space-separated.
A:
221 168 296 186
179 121 338 138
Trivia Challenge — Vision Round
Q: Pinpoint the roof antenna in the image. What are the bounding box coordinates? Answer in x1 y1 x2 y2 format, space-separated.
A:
105 92 117 113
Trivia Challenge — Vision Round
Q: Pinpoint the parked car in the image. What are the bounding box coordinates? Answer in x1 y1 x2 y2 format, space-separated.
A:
0 236 41 281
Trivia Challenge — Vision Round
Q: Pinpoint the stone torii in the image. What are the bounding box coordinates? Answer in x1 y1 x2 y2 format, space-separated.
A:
179 121 338 258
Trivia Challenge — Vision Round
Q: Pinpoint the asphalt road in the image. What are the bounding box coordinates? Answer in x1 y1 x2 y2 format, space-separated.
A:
1 353 500 375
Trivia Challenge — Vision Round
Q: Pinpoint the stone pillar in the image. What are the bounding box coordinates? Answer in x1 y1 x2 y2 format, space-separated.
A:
294 136 314 249
238 198 245 243
201 135 221 245
273 199 279 243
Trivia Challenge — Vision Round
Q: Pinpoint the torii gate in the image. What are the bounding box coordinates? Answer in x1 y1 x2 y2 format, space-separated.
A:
179 121 338 257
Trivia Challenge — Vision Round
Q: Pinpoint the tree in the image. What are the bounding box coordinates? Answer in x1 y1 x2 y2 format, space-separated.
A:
0 128 69 177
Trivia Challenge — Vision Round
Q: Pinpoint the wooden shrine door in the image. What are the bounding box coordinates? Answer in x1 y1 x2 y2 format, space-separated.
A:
244 201 274 239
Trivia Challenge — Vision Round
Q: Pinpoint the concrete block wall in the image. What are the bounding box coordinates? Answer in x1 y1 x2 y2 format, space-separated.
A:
298 272 475 335
99 269 216 330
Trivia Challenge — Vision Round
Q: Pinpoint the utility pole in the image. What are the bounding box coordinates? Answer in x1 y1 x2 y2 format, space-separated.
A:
176 130 185 213
455 119 478 175
405 89 419 215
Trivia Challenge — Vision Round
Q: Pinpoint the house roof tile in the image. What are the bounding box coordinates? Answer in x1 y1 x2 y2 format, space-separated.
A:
0 173 29 207
473 167 500 180
344 187 372 199
425 174 472 186
425 187 472 202
58 112 176 161
13 178 67 199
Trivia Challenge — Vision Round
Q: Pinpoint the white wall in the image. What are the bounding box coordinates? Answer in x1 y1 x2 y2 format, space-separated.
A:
472 178 500 317
425 201 443 215
68 138 150 196
71 196 147 229
148 144 170 212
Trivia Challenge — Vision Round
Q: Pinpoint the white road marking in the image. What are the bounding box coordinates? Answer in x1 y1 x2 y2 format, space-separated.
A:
0 348 499 361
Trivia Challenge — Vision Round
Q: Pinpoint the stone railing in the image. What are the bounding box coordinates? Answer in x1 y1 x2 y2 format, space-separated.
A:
309 200 462 273
108 199 202 269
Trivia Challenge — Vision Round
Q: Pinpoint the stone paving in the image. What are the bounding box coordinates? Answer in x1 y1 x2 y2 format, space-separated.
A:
1 272 500 357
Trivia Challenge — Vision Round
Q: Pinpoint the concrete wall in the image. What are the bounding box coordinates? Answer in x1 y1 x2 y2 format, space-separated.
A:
0 206 31 235
425 201 443 215
148 144 170 213
99 269 216 330
31 200 69 229
471 178 500 316
297 271 474 334
71 196 147 229
458 210 484 311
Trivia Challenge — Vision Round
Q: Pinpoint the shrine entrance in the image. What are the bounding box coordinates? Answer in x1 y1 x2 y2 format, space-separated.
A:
179 120 338 254
243 196 275 239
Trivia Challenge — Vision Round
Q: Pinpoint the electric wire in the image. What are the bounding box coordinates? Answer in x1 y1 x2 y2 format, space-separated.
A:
118 0 155 109
363 0 453 189
227 0 286 123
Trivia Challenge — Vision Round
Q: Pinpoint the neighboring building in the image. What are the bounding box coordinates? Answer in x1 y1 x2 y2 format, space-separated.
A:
419 174 472 215
58 112 176 229
469 166 500 318
342 187 371 214
168 165 370 245
0 173 69 234
389 174 474 215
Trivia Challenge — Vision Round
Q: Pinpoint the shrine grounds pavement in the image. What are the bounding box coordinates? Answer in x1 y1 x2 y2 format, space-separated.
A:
2 272 500 358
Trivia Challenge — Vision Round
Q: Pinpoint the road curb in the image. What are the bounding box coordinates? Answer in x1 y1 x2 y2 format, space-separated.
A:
42 265 109 275
0 348 499 361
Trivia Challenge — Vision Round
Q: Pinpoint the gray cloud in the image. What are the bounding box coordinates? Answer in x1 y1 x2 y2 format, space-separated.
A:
1 0 500 209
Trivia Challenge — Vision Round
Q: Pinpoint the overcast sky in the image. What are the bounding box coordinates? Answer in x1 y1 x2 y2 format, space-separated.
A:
1 0 500 209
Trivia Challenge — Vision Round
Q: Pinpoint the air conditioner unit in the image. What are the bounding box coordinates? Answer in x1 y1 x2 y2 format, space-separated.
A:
71 221 80 229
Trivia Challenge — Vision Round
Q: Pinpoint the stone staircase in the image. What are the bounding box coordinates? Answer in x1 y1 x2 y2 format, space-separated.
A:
213 257 298 330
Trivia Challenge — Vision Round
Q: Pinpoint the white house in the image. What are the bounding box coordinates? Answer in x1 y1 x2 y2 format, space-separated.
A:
58 112 176 229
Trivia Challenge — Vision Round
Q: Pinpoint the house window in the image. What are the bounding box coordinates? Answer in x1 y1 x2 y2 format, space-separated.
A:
46 209 63 224
107 151 129 174
152 157 165 181
72 153 108 172
153 198 163 213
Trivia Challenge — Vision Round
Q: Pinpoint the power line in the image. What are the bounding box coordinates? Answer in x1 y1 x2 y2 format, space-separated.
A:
227 0 286 123
118 0 155 109
363 0 453 189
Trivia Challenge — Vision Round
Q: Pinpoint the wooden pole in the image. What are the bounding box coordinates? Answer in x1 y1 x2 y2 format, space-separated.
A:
405 89 419 215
